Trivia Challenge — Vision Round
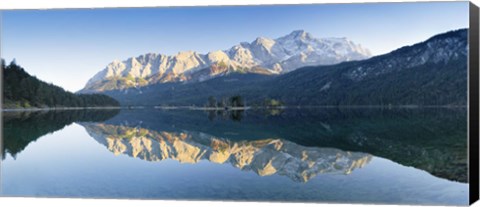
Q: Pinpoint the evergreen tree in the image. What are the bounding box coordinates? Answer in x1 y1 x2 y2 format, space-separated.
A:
229 96 244 107
207 96 217 108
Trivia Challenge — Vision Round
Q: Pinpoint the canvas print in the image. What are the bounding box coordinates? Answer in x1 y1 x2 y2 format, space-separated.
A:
0 1 475 205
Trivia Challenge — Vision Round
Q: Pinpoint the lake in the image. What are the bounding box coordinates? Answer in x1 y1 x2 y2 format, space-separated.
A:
0 108 469 205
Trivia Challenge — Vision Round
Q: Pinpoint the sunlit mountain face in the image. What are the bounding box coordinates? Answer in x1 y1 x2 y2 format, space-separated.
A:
81 123 372 183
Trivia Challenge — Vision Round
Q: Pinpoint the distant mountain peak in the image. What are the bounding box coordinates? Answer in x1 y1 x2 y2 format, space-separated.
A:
289 29 307 36
278 29 313 41
252 37 275 48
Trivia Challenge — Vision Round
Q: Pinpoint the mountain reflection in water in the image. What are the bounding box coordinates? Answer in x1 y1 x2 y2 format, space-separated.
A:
81 123 372 183
2 107 467 183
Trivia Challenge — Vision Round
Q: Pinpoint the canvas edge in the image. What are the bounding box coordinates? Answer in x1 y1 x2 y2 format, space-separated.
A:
0 9 4 197
469 1 480 205
0 1 475 206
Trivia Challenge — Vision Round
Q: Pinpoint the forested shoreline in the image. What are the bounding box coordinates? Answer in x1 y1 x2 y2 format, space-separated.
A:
2 59 120 109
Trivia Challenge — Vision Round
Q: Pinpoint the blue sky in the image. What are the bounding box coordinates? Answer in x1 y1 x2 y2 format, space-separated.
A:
1 2 469 92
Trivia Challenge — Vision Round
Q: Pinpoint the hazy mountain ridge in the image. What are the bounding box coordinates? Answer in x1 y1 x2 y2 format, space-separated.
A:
80 30 371 92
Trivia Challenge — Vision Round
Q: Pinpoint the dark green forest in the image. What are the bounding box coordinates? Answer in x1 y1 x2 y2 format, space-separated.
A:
2 60 120 108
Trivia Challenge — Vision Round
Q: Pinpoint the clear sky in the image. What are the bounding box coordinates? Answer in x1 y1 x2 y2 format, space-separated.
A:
1 2 469 92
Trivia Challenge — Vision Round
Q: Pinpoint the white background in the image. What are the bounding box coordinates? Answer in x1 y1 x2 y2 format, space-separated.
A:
0 0 479 207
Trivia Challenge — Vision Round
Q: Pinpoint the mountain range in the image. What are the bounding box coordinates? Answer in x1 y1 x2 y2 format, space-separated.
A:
84 29 467 106
80 30 371 93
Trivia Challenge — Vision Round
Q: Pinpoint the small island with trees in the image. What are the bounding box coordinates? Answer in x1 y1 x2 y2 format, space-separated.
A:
202 95 285 110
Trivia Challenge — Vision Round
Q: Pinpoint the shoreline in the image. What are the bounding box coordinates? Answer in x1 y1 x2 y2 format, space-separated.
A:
2 105 467 112
1 106 122 112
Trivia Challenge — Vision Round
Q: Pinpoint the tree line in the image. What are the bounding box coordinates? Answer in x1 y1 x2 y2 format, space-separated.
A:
207 95 245 108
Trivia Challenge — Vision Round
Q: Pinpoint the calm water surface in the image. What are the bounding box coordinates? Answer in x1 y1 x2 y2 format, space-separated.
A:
0 108 468 205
